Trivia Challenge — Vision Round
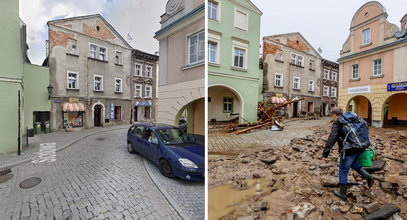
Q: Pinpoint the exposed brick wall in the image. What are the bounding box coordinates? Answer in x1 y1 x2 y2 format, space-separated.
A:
49 28 74 50
263 41 281 56
82 20 115 41
287 37 310 52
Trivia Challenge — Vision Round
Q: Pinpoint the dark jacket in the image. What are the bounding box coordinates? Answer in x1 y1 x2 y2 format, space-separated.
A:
322 120 364 158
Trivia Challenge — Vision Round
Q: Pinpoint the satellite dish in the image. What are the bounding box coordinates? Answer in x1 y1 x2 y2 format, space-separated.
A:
318 47 323 54
395 30 407 38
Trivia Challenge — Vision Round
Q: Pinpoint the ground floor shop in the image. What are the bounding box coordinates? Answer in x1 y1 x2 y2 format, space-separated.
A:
321 98 337 116
156 79 205 142
50 97 131 132
338 84 407 128
208 74 261 124
263 92 322 118
132 100 155 122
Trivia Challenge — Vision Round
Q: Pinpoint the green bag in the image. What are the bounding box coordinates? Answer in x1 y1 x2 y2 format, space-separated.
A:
358 147 375 167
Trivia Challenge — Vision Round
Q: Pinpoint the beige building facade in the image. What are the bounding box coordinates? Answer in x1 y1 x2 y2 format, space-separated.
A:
47 15 133 131
263 32 323 117
338 1 407 128
154 0 205 141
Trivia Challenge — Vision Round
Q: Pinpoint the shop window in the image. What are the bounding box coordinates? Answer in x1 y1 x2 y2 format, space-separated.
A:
114 106 122 120
145 107 151 119
63 112 83 128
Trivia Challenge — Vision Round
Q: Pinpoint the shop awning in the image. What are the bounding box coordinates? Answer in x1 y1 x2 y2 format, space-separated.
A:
270 96 287 104
62 102 85 112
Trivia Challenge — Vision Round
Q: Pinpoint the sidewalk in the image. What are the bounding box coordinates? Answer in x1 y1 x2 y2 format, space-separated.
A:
0 125 130 170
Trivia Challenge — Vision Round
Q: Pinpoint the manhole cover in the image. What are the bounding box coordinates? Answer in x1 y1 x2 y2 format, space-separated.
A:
19 177 41 189
95 137 106 141
0 174 14 184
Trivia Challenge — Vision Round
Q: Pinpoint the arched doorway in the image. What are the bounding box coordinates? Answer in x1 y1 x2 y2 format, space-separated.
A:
92 102 105 127
208 85 243 124
382 93 407 127
175 98 205 143
346 95 372 125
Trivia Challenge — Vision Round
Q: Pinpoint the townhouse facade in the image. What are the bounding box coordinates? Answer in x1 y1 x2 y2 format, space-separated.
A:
131 49 159 122
154 0 205 141
263 32 322 117
47 14 133 131
208 0 263 123
0 0 50 154
338 1 407 127
321 59 339 116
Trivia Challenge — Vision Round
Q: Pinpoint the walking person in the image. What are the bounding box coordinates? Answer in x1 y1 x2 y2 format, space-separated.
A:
322 107 374 199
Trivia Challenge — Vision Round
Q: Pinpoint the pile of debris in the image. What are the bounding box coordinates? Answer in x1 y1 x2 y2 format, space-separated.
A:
211 126 407 220
226 98 304 134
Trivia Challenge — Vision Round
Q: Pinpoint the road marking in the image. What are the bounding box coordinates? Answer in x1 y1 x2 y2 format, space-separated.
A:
31 143 57 164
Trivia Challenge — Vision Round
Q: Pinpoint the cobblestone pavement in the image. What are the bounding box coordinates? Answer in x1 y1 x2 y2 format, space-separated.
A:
209 117 331 153
0 129 204 220
0 125 129 167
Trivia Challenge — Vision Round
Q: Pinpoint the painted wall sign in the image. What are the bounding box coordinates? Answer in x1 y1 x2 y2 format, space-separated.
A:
387 82 407 92
135 101 152 106
348 86 371 94
110 104 115 120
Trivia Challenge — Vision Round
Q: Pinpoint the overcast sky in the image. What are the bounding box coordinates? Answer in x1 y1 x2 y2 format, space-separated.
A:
20 0 166 65
252 0 406 62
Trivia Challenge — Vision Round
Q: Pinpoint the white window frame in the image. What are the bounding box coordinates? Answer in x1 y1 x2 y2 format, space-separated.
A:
69 39 78 55
99 46 107 61
290 53 304 67
323 86 330 97
308 80 315 92
187 31 205 65
331 87 337 98
372 58 382 76
293 77 301 90
324 69 330 80
134 84 142 98
115 50 122 65
145 65 153 78
89 44 97 58
66 71 79 90
223 97 233 113
145 85 152 98
208 1 220 21
208 41 218 64
351 64 359 80
233 47 247 69
362 28 371 45
309 59 315 70
274 73 283 87
234 8 248 31
114 78 123 93
332 71 338 82
276 53 284 62
93 75 103 91
135 63 143 76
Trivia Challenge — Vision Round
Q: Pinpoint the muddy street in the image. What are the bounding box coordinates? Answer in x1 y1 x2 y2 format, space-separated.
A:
208 118 407 220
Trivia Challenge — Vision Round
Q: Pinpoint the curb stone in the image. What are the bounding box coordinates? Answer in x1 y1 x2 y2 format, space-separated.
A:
0 127 127 171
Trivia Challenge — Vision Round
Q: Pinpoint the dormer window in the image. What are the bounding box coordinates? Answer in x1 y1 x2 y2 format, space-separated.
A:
362 28 371 45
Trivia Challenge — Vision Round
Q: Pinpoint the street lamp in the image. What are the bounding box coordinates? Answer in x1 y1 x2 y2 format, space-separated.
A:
47 85 53 100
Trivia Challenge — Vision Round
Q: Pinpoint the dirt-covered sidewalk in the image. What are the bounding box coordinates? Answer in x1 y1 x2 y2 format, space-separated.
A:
208 120 407 219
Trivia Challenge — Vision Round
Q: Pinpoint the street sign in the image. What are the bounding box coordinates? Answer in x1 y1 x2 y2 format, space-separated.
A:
136 101 152 106
387 82 407 92
348 86 371 94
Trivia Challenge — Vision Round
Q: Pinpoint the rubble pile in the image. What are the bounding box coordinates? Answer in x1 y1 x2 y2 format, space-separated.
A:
225 98 305 134
210 126 407 220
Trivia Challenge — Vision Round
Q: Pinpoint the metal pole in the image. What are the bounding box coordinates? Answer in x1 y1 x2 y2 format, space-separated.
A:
18 90 21 155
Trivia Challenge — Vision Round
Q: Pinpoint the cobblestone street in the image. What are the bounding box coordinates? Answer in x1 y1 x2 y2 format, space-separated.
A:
209 117 331 154
0 128 204 220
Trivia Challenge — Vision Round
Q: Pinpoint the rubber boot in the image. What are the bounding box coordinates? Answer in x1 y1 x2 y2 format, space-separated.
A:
333 184 347 200
358 168 374 188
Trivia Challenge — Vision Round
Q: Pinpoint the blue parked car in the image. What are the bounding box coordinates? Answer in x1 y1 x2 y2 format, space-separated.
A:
126 123 204 181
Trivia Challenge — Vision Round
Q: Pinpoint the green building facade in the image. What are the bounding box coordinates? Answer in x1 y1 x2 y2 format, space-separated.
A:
0 0 50 154
208 0 262 123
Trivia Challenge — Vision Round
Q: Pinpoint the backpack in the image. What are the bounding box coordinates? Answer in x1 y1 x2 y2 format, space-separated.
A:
338 112 370 151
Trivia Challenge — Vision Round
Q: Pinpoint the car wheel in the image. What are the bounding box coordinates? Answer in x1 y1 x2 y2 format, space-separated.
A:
127 142 136 154
159 160 175 178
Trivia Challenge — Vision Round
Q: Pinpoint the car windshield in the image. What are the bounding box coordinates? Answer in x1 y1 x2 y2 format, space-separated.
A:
156 128 195 145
